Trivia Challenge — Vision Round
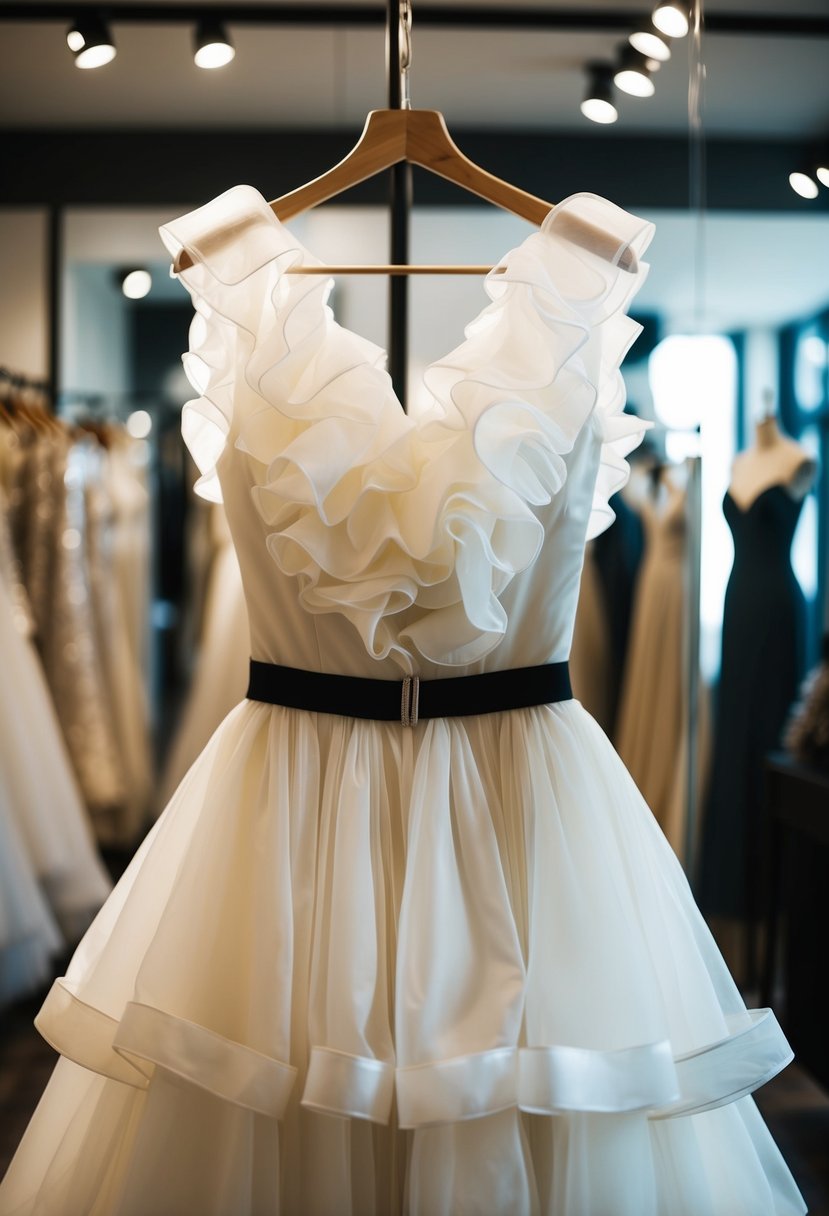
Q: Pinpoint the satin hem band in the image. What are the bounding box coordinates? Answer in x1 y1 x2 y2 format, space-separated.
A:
113 1002 297 1119
35 981 791 1129
303 1046 395 1124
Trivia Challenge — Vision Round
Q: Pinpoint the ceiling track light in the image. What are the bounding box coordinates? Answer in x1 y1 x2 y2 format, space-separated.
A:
580 62 618 125
613 45 657 98
789 153 829 199
119 268 153 299
789 172 819 200
652 3 690 39
629 20 672 63
66 12 116 69
193 18 235 70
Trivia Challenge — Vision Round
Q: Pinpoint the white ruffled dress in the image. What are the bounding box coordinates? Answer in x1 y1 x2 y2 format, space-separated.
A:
0 187 805 1216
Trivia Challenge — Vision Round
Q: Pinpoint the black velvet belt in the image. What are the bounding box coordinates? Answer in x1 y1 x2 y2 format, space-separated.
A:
246 660 572 726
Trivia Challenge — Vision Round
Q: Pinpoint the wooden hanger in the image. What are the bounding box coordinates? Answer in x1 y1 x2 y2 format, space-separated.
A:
175 107 637 277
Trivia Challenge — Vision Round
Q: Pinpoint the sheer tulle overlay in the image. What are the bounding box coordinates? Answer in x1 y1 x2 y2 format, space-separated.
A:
0 187 805 1216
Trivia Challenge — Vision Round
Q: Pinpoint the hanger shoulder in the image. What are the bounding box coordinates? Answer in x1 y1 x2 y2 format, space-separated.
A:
271 108 552 227
404 111 634 268
271 109 408 221
405 110 551 225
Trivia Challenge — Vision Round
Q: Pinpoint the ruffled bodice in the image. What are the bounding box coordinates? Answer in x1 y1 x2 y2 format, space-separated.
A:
160 186 653 678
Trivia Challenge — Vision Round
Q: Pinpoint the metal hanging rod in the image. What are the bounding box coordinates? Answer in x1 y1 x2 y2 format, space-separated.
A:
1 4 828 37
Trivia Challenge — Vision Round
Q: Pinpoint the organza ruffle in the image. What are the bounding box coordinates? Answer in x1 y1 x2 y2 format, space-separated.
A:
161 187 653 668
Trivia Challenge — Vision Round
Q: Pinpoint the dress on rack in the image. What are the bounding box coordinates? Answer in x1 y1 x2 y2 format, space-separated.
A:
0 442 111 950
0 187 804 1216
0 561 111 943
615 477 688 856
0 569 63 1007
570 493 643 737
40 437 128 840
698 485 807 921
87 437 153 839
0 764 62 1009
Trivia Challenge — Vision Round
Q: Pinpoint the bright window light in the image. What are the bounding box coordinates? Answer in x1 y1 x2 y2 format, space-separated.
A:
792 427 820 602
795 327 829 412
649 334 738 679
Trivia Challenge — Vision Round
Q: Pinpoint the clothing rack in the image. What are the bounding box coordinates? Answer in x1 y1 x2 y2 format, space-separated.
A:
0 366 52 396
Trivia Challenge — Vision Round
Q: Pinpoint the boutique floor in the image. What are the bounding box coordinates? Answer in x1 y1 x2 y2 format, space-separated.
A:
2 987 828 1213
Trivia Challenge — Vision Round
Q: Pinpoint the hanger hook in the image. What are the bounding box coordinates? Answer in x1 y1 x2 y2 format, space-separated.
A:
399 0 412 109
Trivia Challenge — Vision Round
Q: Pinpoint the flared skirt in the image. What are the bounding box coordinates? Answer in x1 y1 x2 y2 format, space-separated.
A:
0 700 805 1215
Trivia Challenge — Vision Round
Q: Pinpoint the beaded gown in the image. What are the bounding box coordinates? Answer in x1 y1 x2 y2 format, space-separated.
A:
0 188 805 1216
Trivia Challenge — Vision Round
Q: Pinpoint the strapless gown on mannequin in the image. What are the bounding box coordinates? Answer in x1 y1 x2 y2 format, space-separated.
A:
0 188 805 1216
699 485 807 921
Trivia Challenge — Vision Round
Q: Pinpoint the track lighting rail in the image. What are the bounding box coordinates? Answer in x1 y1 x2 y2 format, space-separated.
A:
1 3 827 38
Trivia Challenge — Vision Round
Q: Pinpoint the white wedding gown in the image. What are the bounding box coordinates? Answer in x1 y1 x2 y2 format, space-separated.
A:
0 187 805 1216
0 547 111 953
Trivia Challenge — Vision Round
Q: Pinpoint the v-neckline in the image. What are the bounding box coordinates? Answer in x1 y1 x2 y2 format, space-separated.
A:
165 184 651 429
262 198 552 407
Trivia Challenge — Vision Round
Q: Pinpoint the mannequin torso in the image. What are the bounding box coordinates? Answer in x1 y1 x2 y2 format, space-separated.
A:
728 415 817 511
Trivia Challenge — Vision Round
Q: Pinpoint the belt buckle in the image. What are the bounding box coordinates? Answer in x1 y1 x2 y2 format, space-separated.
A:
400 675 420 727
